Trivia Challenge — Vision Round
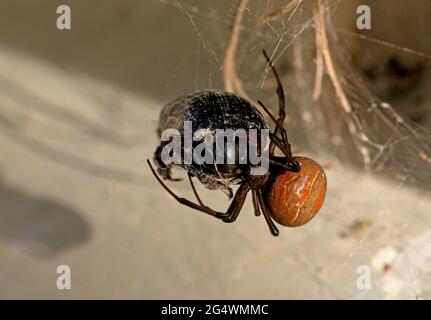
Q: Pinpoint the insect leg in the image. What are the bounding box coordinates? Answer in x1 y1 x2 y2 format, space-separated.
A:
153 145 182 181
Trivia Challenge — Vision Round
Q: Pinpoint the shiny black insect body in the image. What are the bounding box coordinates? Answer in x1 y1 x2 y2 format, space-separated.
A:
154 90 271 197
148 51 300 236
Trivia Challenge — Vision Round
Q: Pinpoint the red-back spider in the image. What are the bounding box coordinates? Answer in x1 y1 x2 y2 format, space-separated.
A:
148 50 327 236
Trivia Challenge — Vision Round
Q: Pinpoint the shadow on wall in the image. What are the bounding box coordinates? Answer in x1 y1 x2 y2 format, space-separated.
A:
0 73 148 185
0 176 90 257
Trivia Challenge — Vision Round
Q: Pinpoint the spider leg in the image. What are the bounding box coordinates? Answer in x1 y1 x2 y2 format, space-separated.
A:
188 172 247 222
188 173 205 207
257 99 285 133
262 49 286 152
257 190 279 236
262 49 285 122
148 159 249 220
257 99 290 155
270 156 299 172
252 190 261 216
270 133 293 160
261 50 296 159
221 183 250 223
257 100 299 170
270 133 300 171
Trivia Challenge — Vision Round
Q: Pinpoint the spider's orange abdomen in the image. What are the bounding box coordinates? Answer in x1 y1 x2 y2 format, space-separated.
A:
266 157 327 227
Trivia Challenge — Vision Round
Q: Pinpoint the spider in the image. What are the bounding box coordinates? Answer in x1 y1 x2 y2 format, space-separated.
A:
147 50 327 236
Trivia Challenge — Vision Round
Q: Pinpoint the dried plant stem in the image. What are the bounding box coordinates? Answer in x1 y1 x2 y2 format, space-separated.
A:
312 6 323 101
316 0 372 167
223 0 247 94
223 0 273 117
259 0 302 23
315 0 351 114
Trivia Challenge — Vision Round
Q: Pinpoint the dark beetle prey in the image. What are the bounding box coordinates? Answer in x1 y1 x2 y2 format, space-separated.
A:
154 90 271 197
148 50 327 236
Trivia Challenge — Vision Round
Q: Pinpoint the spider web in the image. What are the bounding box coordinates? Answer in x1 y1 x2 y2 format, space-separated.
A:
161 0 431 299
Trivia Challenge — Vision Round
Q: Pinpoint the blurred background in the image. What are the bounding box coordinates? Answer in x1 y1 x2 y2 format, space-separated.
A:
0 0 430 299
